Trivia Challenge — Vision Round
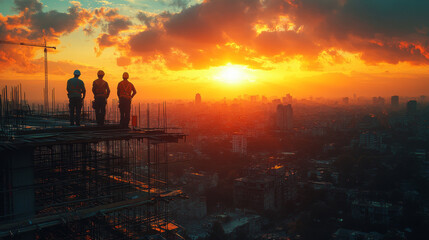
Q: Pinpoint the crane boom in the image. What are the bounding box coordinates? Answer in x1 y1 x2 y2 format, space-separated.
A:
0 40 56 49
0 39 56 113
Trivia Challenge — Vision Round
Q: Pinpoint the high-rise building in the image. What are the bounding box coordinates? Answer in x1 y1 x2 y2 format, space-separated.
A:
195 93 201 104
232 133 247 155
276 104 293 131
342 97 349 104
407 100 417 116
391 96 399 108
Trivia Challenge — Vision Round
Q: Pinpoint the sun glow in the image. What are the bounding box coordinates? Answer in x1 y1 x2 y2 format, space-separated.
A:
212 64 253 84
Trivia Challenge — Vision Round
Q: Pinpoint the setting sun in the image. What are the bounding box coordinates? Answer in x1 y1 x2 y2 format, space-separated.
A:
212 64 252 84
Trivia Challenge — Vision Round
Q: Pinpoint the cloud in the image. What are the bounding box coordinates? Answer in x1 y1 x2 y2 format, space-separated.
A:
136 11 154 28
292 0 429 64
97 33 116 48
14 0 43 13
121 0 429 70
4 0 429 73
28 2 90 39
91 8 132 36
169 0 191 9
107 17 132 35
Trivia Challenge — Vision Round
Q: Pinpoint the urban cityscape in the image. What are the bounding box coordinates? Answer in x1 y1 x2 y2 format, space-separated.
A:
2 0 429 240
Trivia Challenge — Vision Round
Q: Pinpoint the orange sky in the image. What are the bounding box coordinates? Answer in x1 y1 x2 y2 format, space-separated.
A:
1 0 429 102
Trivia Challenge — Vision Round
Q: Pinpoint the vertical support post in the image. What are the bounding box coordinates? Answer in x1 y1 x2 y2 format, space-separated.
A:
44 46 49 113
52 88 55 115
146 103 150 128
10 148 35 240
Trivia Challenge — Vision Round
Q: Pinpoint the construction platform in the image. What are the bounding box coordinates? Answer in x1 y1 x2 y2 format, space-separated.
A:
0 124 186 239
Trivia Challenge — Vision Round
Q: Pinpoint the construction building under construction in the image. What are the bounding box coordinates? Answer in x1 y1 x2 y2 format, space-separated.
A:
0 85 187 239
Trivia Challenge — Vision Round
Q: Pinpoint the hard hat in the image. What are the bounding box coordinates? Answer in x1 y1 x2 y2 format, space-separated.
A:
97 70 105 76
123 72 129 79
74 70 81 76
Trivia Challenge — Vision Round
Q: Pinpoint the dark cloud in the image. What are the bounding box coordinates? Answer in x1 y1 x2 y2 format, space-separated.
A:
90 7 132 58
169 0 191 9
5 0 429 72
97 33 116 48
28 3 89 39
14 0 42 13
136 11 153 28
107 17 132 35
127 0 429 69
290 0 429 64
129 29 166 53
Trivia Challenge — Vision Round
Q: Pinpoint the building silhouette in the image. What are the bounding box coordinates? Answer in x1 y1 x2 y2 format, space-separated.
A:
195 93 201 104
373 96 385 105
282 93 292 104
407 100 417 116
276 104 293 131
391 96 399 108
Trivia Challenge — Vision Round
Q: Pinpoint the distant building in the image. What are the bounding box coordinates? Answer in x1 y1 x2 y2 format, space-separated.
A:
282 94 292 104
342 97 349 104
351 200 402 225
276 104 293 131
332 228 383 240
272 99 281 105
232 133 247 155
358 132 385 152
233 175 276 211
391 95 399 108
407 100 417 116
195 93 201 104
372 96 385 105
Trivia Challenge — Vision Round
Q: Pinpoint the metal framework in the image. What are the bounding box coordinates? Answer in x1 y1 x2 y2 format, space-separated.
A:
0 126 186 239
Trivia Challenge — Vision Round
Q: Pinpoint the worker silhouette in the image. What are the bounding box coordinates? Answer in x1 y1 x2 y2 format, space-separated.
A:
117 72 136 128
92 70 110 126
67 70 86 126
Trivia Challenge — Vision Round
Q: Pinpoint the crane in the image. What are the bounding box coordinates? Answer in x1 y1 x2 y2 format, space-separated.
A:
0 39 56 112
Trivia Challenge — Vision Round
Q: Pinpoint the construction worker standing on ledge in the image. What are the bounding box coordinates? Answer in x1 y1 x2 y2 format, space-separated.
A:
67 70 86 126
117 72 136 128
92 70 110 126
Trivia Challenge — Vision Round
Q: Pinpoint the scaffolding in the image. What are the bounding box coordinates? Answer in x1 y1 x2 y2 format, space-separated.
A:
0 124 186 239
